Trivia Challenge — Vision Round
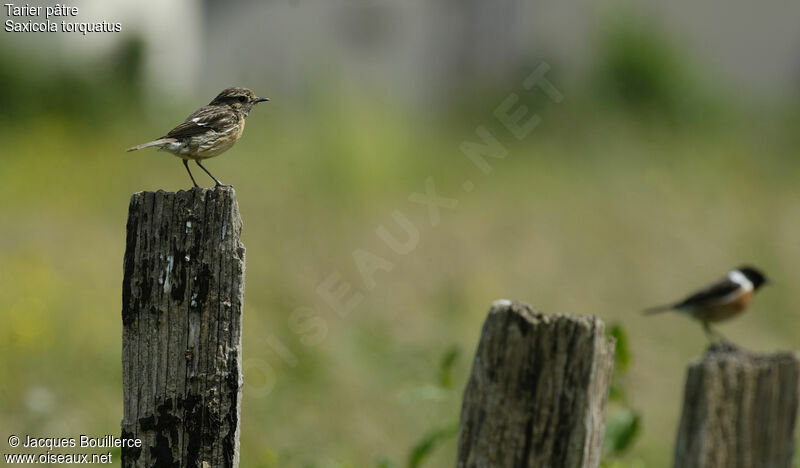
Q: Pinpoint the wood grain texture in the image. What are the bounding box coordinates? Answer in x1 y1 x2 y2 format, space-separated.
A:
674 344 800 468
456 300 615 468
121 187 245 468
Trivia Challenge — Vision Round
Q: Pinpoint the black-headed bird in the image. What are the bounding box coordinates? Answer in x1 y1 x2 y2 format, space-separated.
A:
645 266 770 340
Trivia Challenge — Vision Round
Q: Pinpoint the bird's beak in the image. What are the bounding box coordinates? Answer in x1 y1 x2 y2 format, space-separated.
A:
255 97 270 103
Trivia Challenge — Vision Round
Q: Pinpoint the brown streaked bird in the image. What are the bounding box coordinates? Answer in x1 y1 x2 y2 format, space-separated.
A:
126 87 269 188
645 265 770 340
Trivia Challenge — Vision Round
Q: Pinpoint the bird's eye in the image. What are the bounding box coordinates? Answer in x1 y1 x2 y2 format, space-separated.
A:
237 96 247 103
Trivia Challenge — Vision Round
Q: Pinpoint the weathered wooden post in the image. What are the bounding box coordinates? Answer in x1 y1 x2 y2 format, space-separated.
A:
120 187 245 468
673 344 800 468
456 300 615 468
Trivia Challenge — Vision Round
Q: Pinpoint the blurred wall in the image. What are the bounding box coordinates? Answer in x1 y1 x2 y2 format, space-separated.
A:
5 0 800 100
200 0 800 102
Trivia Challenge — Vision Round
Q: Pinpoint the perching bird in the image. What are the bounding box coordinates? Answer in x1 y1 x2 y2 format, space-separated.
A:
126 87 269 188
645 266 770 340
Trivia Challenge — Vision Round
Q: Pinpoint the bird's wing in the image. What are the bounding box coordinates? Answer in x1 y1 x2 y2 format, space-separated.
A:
674 278 741 309
163 106 239 140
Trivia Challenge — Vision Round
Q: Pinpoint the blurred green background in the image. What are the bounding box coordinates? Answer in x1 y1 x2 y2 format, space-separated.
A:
1 2 799 467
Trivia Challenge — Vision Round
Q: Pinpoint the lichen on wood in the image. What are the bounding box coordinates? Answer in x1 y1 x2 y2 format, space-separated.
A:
121 187 245 468
456 300 615 468
673 344 800 468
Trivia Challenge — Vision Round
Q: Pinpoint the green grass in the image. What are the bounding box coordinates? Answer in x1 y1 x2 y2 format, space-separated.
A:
1 90 799 467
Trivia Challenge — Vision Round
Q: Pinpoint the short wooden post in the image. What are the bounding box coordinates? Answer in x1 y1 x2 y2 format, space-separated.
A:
456 300 615 468
673 344 800 468
120 187 245 468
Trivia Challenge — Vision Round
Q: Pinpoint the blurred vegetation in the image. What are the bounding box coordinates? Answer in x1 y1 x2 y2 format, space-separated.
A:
590 13 725 125
603 324 643 467
0 36 144 123
402 347 461 468
1 14 800 468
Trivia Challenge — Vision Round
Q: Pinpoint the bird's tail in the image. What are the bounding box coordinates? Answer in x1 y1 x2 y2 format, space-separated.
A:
643 304 675 315
126 138 172 152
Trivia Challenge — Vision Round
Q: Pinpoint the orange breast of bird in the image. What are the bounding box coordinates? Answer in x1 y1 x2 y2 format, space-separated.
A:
694 290 754 323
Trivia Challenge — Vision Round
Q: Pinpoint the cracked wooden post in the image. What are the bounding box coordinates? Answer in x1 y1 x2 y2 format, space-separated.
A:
456 300 615 468
673 345 800 468
120 187 245 468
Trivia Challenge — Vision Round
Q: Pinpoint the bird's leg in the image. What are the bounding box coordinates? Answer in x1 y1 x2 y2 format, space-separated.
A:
703 321 737 349
703 321 720 341
196 160 230 187
183 160 200 188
